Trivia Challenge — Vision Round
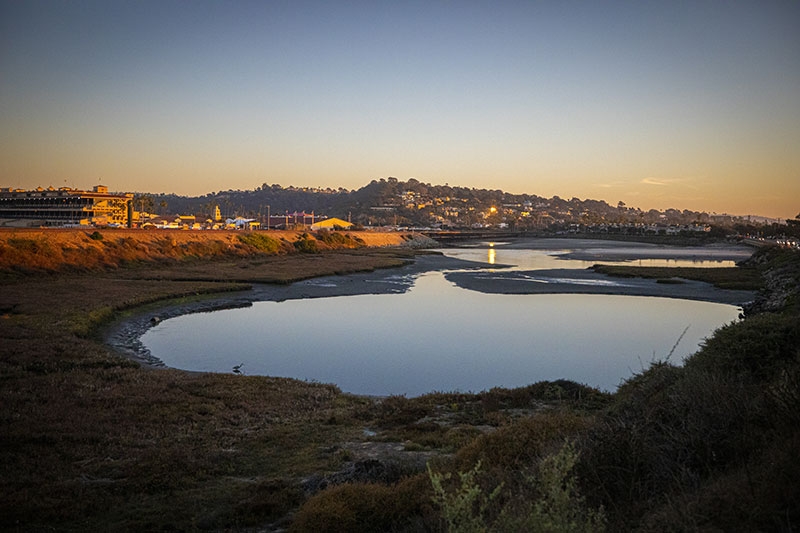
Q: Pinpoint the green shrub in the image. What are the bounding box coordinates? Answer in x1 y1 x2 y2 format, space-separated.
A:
684 312 800 381
455 412 592 472
634 429 800 532
579 358 777 528
480 380 611 412
429 461 501 533
314 229 363 249
429 442 605 532
377 395 431 426
238 232 282 253
496 441 606 533
88 231 104 241
293 233 319 253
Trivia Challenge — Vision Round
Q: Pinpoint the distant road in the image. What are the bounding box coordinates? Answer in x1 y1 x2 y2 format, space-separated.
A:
741 237 798 249
421 230 521 242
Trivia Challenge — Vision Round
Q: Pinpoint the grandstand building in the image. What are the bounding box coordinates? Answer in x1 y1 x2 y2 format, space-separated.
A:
0 185 134 227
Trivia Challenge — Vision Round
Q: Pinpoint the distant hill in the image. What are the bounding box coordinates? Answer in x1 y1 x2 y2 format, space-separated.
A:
131 178 793 235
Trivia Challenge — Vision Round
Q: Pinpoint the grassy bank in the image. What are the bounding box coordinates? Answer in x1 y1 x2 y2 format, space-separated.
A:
0 228 429 275
591 263 764 291
1 237 798 531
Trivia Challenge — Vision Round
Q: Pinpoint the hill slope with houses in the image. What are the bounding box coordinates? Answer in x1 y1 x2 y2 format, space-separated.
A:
135 178 794 236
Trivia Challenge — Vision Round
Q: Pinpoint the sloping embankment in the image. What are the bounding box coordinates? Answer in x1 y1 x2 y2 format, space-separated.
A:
0 228 435 272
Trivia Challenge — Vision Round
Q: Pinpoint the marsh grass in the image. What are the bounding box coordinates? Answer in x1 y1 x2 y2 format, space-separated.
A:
592 264 763 290
112 248 413 284
0 247 421 530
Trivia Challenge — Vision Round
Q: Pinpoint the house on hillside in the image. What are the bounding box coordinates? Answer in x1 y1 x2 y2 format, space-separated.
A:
310 217 353 231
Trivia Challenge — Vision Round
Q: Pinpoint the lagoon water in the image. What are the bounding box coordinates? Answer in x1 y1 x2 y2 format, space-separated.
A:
141 244 742 396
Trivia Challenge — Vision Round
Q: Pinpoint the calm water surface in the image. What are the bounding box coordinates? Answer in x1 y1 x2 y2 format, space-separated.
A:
442 244 739 270
142 245 740 396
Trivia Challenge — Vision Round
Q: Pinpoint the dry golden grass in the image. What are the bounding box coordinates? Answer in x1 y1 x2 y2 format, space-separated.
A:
0 227 412 274
0 235 421 530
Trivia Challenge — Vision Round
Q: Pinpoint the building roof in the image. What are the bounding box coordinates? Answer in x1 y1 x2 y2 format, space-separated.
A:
311 217 352 230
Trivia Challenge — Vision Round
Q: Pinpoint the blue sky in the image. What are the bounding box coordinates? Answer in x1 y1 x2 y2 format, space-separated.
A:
1 1 798 218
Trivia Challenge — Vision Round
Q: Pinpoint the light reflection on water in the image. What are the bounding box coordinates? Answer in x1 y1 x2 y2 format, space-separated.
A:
440 247 739 271
142 269 740 396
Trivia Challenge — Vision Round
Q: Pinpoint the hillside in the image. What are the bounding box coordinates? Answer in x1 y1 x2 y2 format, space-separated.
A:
134 178 795 235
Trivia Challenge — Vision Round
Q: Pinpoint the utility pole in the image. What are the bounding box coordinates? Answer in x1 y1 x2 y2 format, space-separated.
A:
266 205 270 230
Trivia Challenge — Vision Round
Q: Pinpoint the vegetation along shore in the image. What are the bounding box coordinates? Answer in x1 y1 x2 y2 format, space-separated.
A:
1 228 798 531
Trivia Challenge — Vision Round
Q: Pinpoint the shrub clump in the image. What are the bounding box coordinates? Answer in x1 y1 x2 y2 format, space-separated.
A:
293 233 319 253
237 232 283 253
684 312 800 381
314 229 364 249
290 475 431 532
429 441 606 532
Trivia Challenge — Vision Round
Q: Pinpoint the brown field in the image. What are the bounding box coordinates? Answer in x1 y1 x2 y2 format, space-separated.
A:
0 227 419 274
0 230 423 529
2 232 797 531
2 228 595 530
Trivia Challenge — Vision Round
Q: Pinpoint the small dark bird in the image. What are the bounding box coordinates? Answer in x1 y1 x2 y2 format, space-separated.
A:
232 363 244 375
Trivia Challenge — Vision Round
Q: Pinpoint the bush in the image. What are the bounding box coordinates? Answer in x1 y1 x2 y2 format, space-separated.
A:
376 395 431 426
684 312 800 381
233 479 304 527
429 461 501 533
429 441 605 532
314 229 364 249
455 412 592 472
579 356 780 528
479 380 611 412
291 475 430 532
293 233 319 253
238 233 283 253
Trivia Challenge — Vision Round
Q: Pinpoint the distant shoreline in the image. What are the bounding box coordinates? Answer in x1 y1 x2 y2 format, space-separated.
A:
444 267 755 305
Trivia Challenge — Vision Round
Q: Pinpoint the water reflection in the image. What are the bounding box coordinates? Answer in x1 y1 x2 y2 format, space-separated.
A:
441 247 738 271
142 270 739 396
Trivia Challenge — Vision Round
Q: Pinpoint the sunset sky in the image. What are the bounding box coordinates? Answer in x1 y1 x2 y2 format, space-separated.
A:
1 1 798 219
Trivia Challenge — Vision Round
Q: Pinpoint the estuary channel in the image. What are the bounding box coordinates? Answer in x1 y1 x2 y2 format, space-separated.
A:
140 241 751 396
